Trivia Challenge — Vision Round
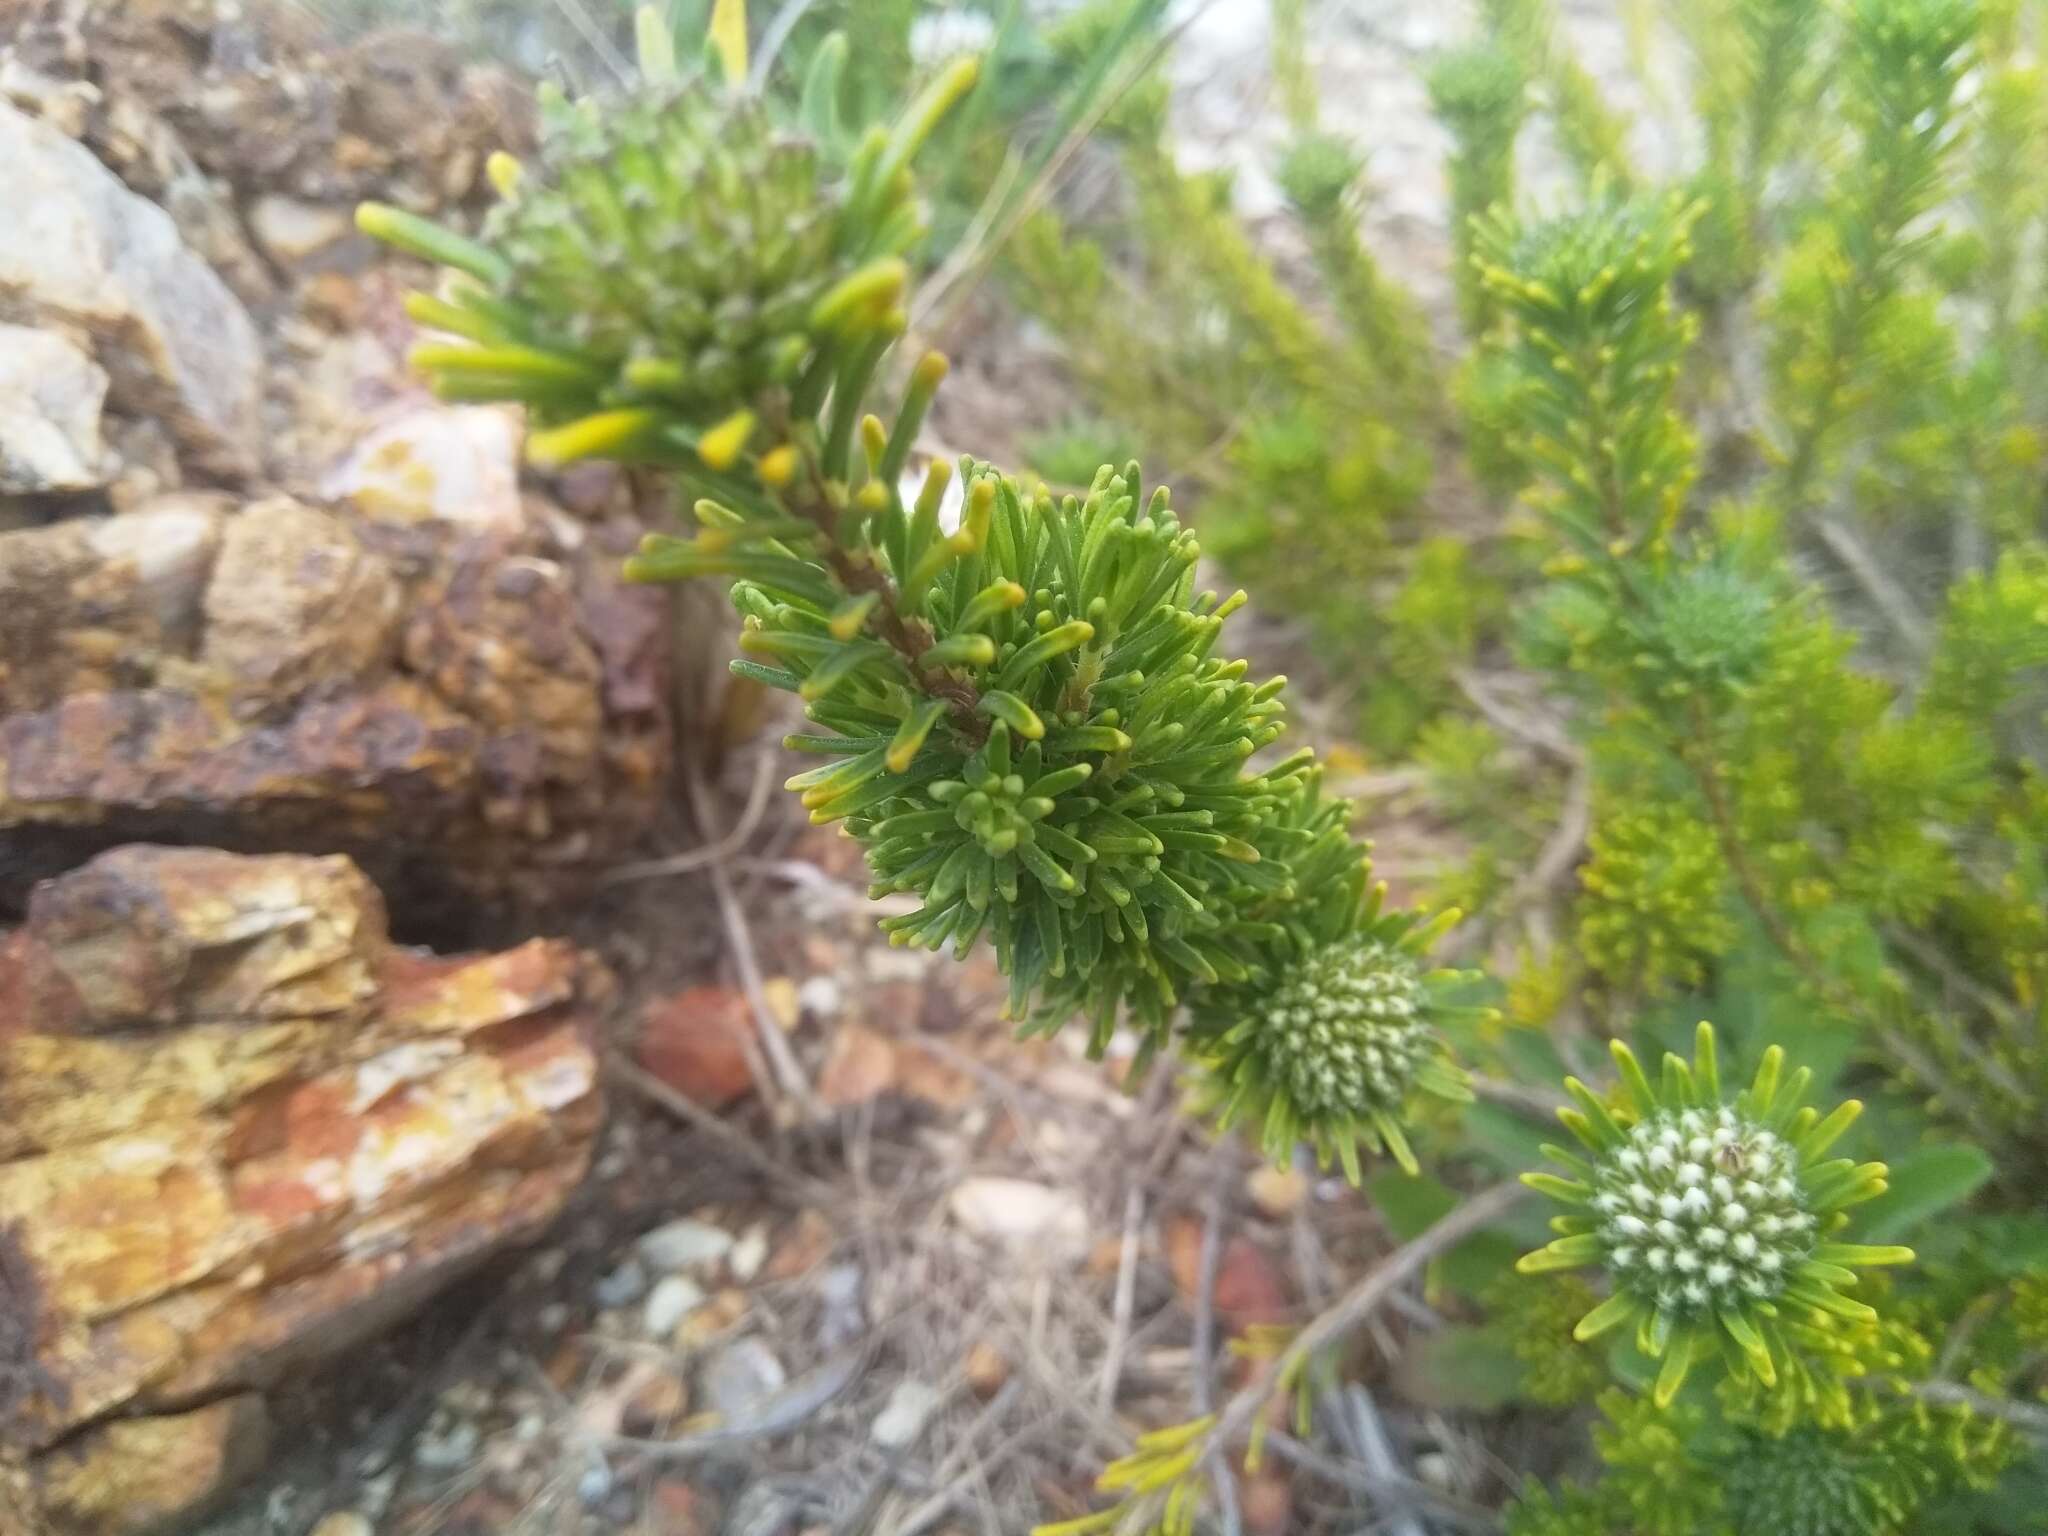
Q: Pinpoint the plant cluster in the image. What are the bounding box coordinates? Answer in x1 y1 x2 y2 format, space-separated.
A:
358 1 2047 1531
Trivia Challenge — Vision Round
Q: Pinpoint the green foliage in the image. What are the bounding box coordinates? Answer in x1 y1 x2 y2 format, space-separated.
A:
356 2 2048 1528
361 5 1478 1187
1429 40 1527 335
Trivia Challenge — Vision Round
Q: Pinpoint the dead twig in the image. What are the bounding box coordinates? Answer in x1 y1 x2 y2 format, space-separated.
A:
887 1379 1028 1536
1452 668 1581 766
1193 1146 1242 1536
680 753 820 1114
1897 1380 2048 1437
1814 515 1932 659
1468 1074 1570 1120
1095 1186 1146 1419
1337 1385 1427 1536
606 1054 836 1206
1206 1181 1529 1462
599 748 779 884
1262 1428 1503 1532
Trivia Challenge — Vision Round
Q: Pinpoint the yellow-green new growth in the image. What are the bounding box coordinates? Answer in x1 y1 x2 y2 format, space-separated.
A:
1519 1023 1913 1406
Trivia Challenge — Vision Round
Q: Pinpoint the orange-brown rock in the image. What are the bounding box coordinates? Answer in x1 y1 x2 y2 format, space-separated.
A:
0 844 604 1528
0 491 670 914
638 986 757 1110
31 1396 272 1536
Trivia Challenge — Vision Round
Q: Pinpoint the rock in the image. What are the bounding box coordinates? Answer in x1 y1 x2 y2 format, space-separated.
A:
815 1264 865 1350
619 1363 690 1436
1246 1164 1308 1218
637 987 756 1110
764 1210 833 1281
0 496 225 711
0 845 604 1465
399 537 605 772
413 1420 481 1472
871 1380 945 1449
324 406 525 532
948 1178 1089 1258
0 54 277 310
30 1395 272 1536
759 975 801 1031
796 974 842 1020
677 1287 749 1350
1164 1219 1290 1332
642 1275 705 1338
727 1224 769 1284
0 102 262 480
0 325 110 494
309 1516 374 1536
817 1022 899 1107
698 1338 786 1419
200 497 400 709
247 195 354 265
818 1022 974 1111
963 1341 1010 1399
636 1218 734 1274
648 1479 713 1536
0 496 668 912
21 844 384 1035
574 1460 613 1509
593 1258 650 1311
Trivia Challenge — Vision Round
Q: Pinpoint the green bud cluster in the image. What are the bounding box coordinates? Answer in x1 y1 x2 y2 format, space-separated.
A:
1187 925 1476 1178
356 42 977 461
1520 1025 1913 1406
1429 35 1528 336
1275 132 1364 223
1625 562 1779 700
749 458 1379 1059
481 89 849 416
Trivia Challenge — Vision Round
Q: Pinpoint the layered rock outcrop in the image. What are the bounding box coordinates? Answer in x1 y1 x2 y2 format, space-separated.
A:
0 486 670 917
0 845 606 1532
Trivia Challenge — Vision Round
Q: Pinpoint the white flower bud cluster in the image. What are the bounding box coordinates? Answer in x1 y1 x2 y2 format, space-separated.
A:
1591 1105 1816 1316
1256 937 1430 1118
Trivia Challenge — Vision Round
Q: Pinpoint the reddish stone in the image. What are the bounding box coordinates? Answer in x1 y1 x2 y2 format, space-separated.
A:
816 1023 898 1107
1164 1217 1290 1332
637 986 756 1109
1238 1468 1295 1536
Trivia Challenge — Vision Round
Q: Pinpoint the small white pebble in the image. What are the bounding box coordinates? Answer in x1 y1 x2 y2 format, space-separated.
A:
642 1274 705 1338
729 1224 770 1283
797 975 842 1019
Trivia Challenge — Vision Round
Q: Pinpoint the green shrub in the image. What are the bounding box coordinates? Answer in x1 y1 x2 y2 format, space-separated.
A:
359 2 2046 1530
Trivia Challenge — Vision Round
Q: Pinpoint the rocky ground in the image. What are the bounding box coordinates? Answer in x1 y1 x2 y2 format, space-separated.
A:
0 1 1664 1532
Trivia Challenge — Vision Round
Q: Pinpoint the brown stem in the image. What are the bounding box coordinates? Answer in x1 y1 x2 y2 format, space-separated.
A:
1205 1180 1528 1467
789 458 987 741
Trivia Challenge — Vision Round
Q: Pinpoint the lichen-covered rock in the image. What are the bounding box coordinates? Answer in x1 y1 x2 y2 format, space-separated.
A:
0 844 603 1516
0 494 668 913
321 405 525 532
0 495 226 710
0 325 111 495
4 6 533 215
198 497 400 710
0 54 278 312
31 1396 273 1536
0 102 263 481
20 845 385 1035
